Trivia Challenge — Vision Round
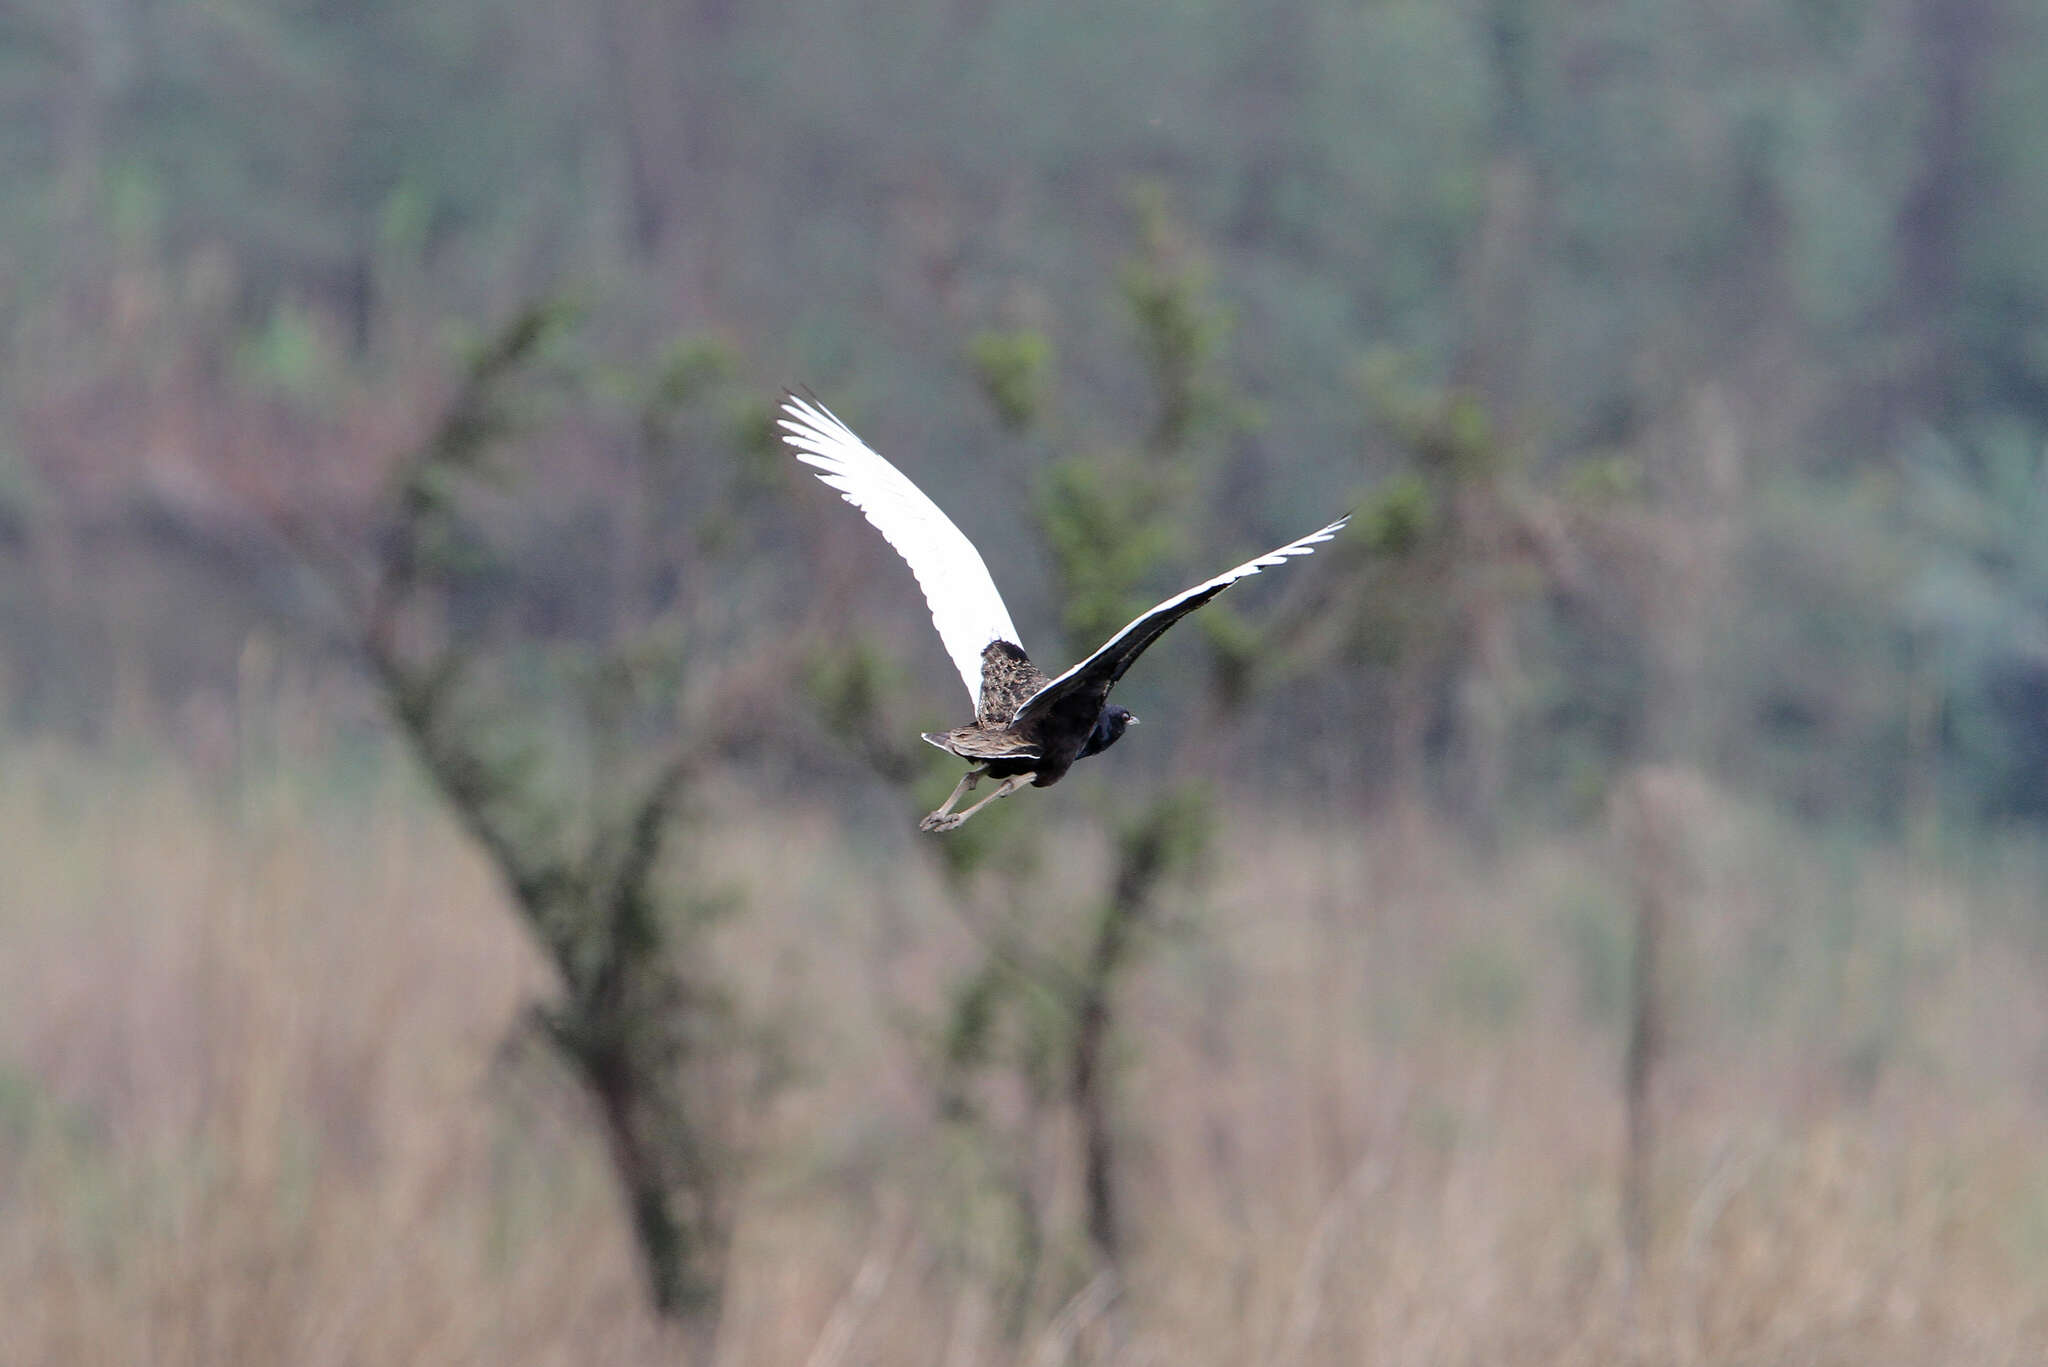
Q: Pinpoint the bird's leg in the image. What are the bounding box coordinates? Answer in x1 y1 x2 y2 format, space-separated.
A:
920 772 1034 834
919 766 987 831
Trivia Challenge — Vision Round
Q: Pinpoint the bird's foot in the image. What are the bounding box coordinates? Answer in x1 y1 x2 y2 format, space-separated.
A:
918 772 1031 833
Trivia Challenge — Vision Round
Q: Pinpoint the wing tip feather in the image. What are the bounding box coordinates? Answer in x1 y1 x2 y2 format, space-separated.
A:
1010 509 1351 721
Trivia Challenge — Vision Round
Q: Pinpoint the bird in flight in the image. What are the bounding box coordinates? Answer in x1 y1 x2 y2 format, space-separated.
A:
780 393 1348 832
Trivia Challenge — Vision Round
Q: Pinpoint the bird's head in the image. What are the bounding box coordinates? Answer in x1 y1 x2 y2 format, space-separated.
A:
1082 704 1139 758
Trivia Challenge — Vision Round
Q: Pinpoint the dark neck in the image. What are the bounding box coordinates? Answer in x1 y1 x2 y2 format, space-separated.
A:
1079 707 1129 759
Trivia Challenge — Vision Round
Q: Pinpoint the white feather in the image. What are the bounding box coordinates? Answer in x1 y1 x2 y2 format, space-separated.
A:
1013 514 1351 721
780 395 1024 710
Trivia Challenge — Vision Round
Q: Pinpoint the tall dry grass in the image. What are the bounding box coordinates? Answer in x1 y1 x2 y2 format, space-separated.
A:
3 732 2047 1365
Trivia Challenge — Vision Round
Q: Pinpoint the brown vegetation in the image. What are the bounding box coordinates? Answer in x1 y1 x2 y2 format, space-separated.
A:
4 732 2045 1364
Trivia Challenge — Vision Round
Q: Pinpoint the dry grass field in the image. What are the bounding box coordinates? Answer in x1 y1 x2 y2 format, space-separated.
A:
4 726 2047 1366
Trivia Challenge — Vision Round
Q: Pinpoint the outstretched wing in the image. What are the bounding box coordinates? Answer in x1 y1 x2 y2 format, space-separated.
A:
780 393 1024 711
1012 514 1350 723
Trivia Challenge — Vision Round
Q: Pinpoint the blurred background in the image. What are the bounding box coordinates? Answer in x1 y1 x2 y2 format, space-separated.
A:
2 0 2046 1361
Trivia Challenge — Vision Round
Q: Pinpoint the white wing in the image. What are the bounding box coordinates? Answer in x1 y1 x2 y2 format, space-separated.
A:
780 394 1024 710
1013 514 1350 722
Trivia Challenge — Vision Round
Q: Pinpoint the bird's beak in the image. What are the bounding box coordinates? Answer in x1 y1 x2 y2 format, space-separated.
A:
1128 715 1140 725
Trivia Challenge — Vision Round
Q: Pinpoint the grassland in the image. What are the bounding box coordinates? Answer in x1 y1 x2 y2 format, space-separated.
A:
3 729 2046 1365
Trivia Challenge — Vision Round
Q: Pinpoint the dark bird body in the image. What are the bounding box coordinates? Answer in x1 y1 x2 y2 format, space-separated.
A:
779 393 1345 832
923 640 1135 787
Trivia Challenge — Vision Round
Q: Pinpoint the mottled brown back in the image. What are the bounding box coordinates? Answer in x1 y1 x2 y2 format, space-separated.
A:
976 640 1050 728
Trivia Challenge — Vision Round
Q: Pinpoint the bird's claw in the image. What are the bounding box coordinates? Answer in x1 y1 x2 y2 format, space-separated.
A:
919 811 966 833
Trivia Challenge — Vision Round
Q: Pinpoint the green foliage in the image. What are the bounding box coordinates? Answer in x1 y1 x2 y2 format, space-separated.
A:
629 334 784 524
1197 602 1263 714
1358 473 1436 558
1120 184 1241 454
376 180 434 261
381 301 581 586
643 338 736 436
1563 453 1643 502
803 641 905 750
802 638 926 786
941 959 1007 1089
724 393 792 502
968 329 1054 433
1110 786 1213 901
233 303 337 401
1034 457 1179 654
928 783 1047 888
426 299 585 476
938 953 1066 1108
1359 348 1501 482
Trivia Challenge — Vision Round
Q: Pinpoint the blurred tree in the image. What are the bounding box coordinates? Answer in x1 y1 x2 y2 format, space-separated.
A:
299 301 786 1330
